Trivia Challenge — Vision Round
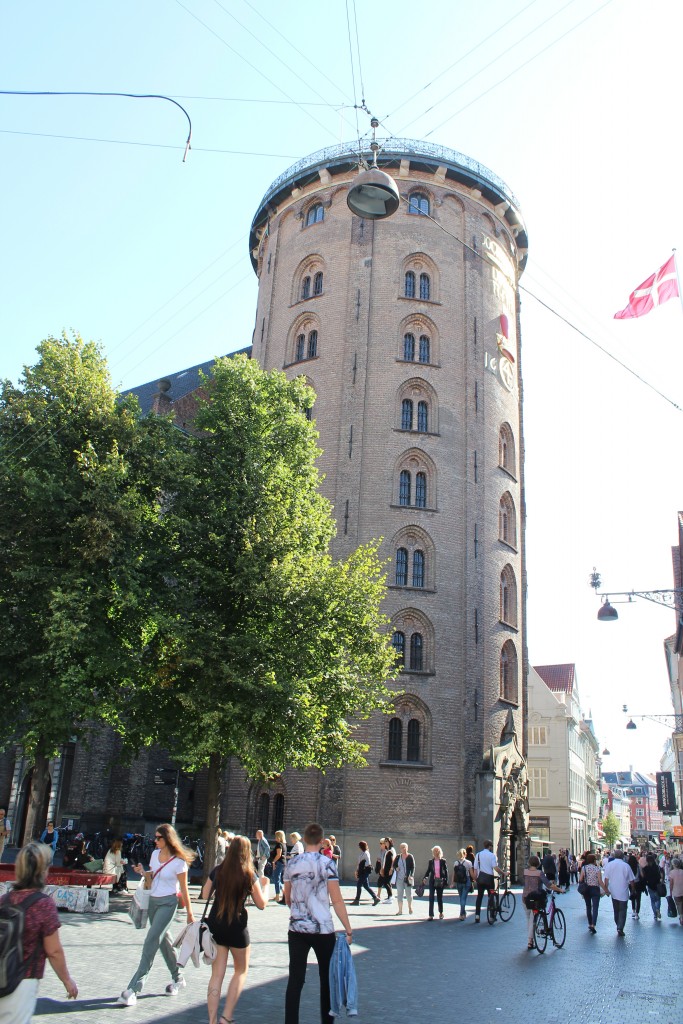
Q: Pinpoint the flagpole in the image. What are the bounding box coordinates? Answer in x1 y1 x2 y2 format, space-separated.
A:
673 248 683 316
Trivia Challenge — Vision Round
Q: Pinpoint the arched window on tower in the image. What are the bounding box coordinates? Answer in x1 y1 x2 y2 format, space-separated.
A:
415 472 427 508
499 492 517 547
419 273 431 300
401 399 413 431
392 630 406 666
500 564 518 626
499 423 516 475
403 333 416 361
306 203 324 226
399 470 411 506
409 633 423 671
313 271 323 295
408 193 430 216
407 719 421 761
500 639 518 702
405 271 416 298
388 718 403 760
272 793 285 832
395 547 408 586
307 330 318 359
296 334 305 362
418 335 430 363
412 550 425 588
301 276 311 300
417 400 428 432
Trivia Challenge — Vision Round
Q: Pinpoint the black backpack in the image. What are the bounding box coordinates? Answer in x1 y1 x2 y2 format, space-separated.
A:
454 861 468 885
0 891 45 997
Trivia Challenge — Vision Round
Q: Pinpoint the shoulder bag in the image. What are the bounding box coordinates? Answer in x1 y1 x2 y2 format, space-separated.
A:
127 856 177 929
199 885 217 963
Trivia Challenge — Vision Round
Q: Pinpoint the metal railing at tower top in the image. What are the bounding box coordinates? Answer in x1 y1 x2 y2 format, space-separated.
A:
254 137 521 218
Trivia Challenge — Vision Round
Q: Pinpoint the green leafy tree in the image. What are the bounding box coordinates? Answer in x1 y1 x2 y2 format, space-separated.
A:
602 809 621 848
0 334 175 839
126 354 396 871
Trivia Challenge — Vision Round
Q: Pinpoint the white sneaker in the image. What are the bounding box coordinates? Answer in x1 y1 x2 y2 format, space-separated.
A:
165 978 186 995
382 897 394 904
117 990 137 1006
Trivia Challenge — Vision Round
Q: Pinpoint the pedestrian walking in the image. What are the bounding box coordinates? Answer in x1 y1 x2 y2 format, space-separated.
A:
473 840 501 923
641 852 664 921
603 849 636 937
569 854 579 886
289 832 303 859
578 852 607 933
255 830 270 891
557 849 570 890
0 808 9 860
117 823 195 1006
541 849 557 883
270 830 287 903
283 822 353 1024
0 842 78 1023
452 848 475 920
668 856 683 925
375 837 395 904
329 835 341 867
201 835 267 1024
350 841 378 905
394 843 415 915
627 851 642 919
522 855 561 949
423 846 448 920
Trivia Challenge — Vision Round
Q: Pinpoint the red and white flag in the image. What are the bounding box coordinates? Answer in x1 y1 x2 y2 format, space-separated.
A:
614 254 679 319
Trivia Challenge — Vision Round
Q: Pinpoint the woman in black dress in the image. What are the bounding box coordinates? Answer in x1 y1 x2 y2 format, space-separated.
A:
557 850 570 890
201 835 268 1024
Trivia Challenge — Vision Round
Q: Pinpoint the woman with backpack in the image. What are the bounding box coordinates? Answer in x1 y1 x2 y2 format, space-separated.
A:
451 848 475 920
0 842 77 1023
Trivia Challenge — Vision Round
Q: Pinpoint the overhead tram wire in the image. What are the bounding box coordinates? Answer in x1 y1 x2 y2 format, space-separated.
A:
385 0 542 122
421 0 615 139
172 0 341 142
169 95 344 106
0 90 192 161
405 200 681 413
392 0 584 138
345 0 362 157
0 128 295 157
206 0 358 137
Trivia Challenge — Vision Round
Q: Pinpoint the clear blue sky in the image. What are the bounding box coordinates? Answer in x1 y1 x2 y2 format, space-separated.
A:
3 0 683 774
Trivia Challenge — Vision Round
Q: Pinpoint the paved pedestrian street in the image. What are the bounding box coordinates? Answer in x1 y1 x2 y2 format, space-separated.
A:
34 884 682 1024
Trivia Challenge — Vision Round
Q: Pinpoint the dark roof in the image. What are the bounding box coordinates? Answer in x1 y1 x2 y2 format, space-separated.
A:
603 770 654 792
533 663 576 694
122 347 252 414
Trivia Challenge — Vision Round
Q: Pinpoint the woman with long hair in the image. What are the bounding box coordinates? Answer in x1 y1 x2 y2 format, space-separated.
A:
270 829 286 902
201 835 267 1024
117 823 195 1006
578 852 607 934
0 843 77 1023
103 838 128 892
350 840 379 906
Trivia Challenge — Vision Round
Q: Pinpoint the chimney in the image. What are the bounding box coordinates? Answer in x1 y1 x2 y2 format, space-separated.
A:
151 378 173 416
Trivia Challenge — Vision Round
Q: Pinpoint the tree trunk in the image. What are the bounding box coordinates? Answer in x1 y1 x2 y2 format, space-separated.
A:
23 748 51 845
202 753 222 881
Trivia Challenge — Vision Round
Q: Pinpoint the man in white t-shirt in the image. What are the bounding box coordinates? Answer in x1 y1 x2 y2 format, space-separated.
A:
603 849 636 936
473 840 501 923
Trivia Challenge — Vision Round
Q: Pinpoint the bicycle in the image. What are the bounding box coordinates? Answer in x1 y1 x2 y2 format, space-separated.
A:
486 875 516 924
530 888 566 953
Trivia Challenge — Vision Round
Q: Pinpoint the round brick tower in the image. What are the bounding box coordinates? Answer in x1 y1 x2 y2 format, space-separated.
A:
249 138 530 877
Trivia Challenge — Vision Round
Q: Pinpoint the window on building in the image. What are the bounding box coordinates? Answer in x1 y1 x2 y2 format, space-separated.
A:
408 193 430 216
529 767 548 799
409 632 423 671
530 726 548 745
392 630 405 666
412 550 424 588
500 639 518 702
313 271 323 295
403 332 416 361
272 793 285 832
258 792 269 832
636 807 645 816
401 399 413 430
295 334 305 362
407 719 421 761
388 718 403 760
415 472 427 508
499 423 515 475
395 547 408 586
500 565 517 626
301 276 311 300
417 400 428 433
307 330 318 358
405 271 416 298
499 492 517 547
419 273 430 301
418 335 430 363
306 203 324 226
399 470 411 506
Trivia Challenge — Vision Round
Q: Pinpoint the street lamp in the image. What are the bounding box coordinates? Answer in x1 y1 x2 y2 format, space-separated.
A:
347 119 400 220
154 767 181 825
589 568 683 623
621 706 683 732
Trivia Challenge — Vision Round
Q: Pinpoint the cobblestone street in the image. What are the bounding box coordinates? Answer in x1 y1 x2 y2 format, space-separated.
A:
31 883 683 1024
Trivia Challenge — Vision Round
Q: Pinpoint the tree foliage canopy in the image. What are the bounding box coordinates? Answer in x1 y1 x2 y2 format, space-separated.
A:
601 810 621 848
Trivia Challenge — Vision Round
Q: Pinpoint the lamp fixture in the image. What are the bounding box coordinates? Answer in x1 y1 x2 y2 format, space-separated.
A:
602 747 610 755
347 119 400 220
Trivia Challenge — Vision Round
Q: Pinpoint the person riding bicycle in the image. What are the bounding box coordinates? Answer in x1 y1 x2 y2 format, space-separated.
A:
522 855 562 950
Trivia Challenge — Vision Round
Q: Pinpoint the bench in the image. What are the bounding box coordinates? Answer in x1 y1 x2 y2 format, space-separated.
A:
0 865 116 912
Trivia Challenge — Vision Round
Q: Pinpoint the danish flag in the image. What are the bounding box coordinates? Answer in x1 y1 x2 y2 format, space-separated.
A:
614 254 680 319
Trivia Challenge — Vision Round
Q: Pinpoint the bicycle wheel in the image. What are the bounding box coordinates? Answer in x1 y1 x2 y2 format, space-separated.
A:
533 912 548 953
487 894 498 925
499 890 516 922
551 908 566 948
